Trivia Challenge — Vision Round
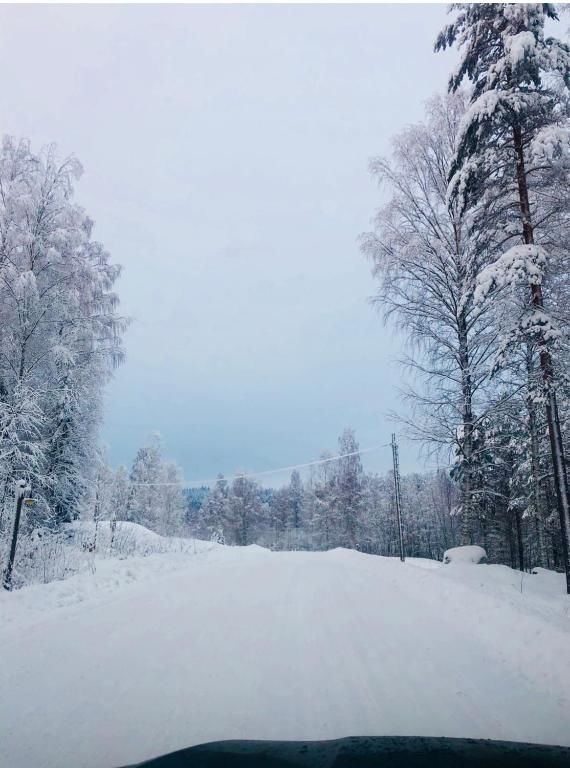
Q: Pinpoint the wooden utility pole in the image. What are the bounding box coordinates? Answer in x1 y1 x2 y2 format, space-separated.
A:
2 480 29 591
391 434 405 562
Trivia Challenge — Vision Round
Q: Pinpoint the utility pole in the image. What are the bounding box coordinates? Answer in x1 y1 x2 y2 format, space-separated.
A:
2 480 29 591
391 434 405 562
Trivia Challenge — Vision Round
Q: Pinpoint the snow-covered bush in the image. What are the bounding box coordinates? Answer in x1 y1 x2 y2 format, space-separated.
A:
443 545 487 565
64 521 195 557
0 520 203 590
4 528 84 587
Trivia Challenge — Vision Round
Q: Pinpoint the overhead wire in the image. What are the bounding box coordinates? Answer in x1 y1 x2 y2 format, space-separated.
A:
129 442 393 487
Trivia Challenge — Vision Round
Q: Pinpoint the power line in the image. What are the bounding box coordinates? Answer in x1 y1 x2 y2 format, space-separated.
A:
130 442 392 488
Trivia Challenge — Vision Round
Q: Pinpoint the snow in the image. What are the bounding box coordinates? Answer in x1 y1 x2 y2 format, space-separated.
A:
1 543 569 768
443 544 487 564
505 31 536 67
531 126 570 164
64 520 195 555
474 244 548 306
0 544 221 632
4 521 208 590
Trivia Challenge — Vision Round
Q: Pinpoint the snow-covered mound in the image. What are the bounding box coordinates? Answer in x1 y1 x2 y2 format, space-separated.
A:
64 520 200 557
443 544 487 565
4 521 222 591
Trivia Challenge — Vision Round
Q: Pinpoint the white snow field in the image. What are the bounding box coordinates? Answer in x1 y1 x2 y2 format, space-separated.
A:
1 542 570 768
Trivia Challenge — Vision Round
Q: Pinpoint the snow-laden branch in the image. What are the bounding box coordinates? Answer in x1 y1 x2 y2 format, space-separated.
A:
474 244 548 305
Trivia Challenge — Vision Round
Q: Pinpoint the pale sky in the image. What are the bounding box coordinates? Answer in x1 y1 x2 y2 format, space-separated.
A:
0 4 456 485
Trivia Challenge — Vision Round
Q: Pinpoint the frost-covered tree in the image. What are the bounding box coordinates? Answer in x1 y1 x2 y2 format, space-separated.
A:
227 475 261 546
265 470 306 550
127 435 164 531
125 434 185 535
160 460 186 536
110 465 131 521
359 473 394 555
270 486 293 549
87 448 116 549
199 474 230 541
436 2 570 589
289 470 303 532
0 137 124 525
0 384 45 534
305 451 337 550
362 92 498 544
332 428 363 549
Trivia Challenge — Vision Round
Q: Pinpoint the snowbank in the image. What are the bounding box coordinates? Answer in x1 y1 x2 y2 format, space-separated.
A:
2 520 221 592
443 545 487 564
64 520 197 556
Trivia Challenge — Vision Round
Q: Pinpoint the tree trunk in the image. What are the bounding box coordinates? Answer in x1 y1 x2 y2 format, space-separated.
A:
514 507 524 572
458 310 476 545
526 345 549 568
513 124 570 592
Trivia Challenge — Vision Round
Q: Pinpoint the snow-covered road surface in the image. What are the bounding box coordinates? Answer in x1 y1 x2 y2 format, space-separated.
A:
1 545 570 768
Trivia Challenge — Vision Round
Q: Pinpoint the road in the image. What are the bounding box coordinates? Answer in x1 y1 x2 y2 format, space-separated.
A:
1 546 569 767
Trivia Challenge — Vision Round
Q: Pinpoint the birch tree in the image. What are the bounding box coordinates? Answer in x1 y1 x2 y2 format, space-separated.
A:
362 92 498 544
0 137 124 524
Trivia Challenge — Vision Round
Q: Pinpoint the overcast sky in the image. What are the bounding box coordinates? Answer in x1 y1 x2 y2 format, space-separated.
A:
0 4 456 485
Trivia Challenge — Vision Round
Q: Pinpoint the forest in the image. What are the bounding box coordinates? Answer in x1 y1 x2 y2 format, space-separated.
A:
1 4 570 592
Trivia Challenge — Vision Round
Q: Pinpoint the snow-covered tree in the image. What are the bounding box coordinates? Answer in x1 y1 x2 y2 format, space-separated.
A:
305 451 337 550
110 465 131 521
270 486 293 549
198 474 230 541
160 460 186 536
436 2 570 590
124 435 185 535
332 428 363 549
362 92 499 544
289 470 303 533
127 435 164 530
0 137 124 526
227 475 262 546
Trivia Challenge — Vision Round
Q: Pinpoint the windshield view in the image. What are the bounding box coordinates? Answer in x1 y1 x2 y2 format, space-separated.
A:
1 3 570 768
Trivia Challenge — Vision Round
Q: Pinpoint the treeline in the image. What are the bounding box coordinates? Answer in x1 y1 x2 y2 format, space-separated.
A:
360 5 570 585
92 428 461 563
185 428 459 561
183 425 561 569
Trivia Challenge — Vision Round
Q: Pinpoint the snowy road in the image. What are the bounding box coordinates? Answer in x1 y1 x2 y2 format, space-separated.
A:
1 546 570 768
